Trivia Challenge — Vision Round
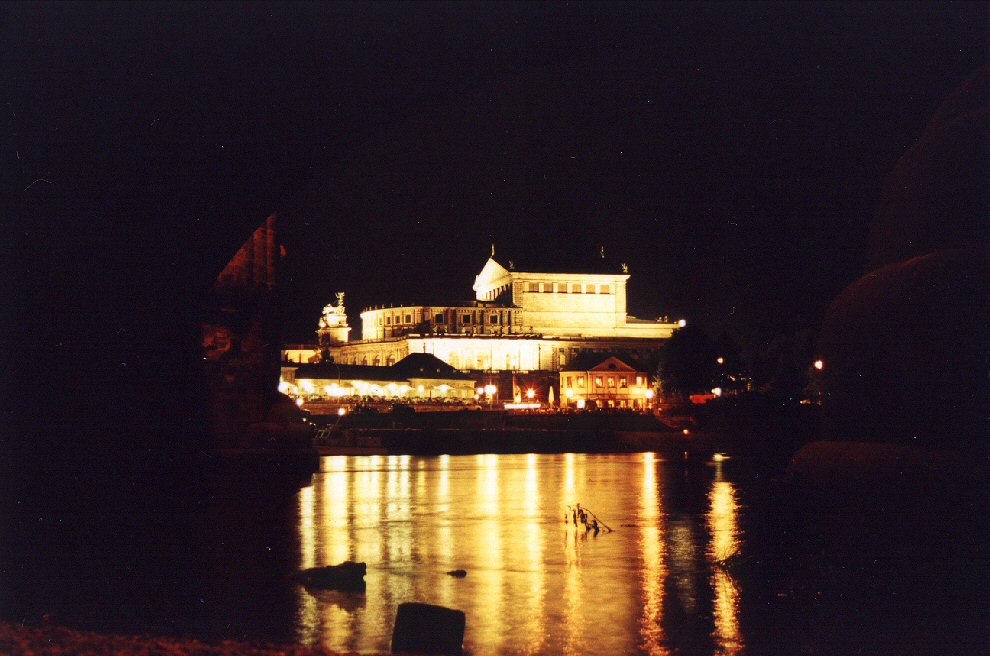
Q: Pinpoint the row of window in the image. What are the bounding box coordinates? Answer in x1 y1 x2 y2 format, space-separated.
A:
378 310 513 326
526 282 612 294
565 375 645 388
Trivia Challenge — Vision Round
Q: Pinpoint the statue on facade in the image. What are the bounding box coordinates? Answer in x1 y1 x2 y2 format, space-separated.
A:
317 292 352 353
318 292 348 329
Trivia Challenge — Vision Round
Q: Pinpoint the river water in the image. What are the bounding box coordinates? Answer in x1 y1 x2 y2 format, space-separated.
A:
291 453 745 655
8 451 985 655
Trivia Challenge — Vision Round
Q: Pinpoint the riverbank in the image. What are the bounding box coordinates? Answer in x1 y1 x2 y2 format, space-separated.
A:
0 622 373 656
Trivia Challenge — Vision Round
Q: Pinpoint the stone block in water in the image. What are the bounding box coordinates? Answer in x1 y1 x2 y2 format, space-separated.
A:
391 602 465 655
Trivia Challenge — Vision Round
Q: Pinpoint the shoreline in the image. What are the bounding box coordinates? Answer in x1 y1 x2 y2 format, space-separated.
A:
0 622 373 656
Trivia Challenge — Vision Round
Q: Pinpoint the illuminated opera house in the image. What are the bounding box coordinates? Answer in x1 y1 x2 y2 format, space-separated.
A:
281 253 682 404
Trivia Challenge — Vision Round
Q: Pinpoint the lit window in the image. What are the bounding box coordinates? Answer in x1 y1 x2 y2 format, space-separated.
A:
566 376 573 387
528 282 539 292
577 376 585 386
386 317 392 325
586 284 595 294
636 375 643 386
405 314 412 324
607 376 615 387
594 376 603 387
620 377 628 388
572 283 582 293
601 284 611 294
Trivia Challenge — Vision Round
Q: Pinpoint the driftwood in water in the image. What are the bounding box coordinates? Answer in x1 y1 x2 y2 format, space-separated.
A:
565 504 614 533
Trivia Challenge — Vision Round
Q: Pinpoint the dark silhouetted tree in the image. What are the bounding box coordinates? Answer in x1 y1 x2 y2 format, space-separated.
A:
657 325 714 398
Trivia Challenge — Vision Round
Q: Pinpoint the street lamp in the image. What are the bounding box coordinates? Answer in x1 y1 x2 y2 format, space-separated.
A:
526 388 535 400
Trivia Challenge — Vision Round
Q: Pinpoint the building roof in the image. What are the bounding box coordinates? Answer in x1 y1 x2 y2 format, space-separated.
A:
292 353 473 382
563 352 651 373
492 255 628 276
293 362 400 381
392 353 474 380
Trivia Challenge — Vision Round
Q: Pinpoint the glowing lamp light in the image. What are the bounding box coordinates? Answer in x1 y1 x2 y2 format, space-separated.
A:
576 399 586 409
295 398 304 407
419 385 426 394
814 359 824 371
712 387 723 397
484 384 497 396
645 389 655 399
566 389 574 398
717 357 724 365
526 388 535 399
678 319 687 327
713 453 725 462
682 428 690 435
476 387 485 396
337 407 347 416
438 384 450 394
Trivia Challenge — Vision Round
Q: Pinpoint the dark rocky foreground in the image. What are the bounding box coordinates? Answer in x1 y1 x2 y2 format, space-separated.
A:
0 622 372 656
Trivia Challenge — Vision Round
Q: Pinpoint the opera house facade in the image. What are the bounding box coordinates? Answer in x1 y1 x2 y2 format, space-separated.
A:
284 255 682 377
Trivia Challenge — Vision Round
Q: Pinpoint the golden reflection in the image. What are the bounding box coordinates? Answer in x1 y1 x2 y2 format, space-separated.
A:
708 469 743 654
299 484 315 569
561 453 585 656
323 466 350 566
639 453 668 655
521 453 544 653
292 453 748 655
296 484 318 644
435 454 454 607
473 453 504 651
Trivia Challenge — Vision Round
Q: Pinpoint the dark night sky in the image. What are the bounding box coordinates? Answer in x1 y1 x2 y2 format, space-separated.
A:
5 2 988 382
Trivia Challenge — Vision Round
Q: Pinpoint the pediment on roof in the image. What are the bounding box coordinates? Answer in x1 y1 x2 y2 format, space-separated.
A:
589 356 638 373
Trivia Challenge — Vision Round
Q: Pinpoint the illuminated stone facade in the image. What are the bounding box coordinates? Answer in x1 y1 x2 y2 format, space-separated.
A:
280 353 476 401
288 255 682 373
559 354 655 410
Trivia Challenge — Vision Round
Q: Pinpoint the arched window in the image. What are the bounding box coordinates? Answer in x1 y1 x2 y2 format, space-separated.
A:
373 355 381 366
386 355 396 366
361 357 368 365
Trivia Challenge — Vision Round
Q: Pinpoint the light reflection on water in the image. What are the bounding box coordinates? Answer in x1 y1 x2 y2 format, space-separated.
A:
295 453 742 655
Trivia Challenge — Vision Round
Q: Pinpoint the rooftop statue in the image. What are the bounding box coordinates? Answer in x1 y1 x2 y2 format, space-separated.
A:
318 292 348 329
